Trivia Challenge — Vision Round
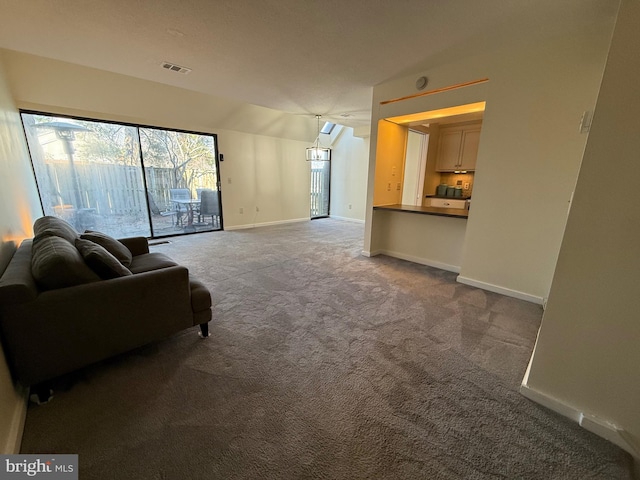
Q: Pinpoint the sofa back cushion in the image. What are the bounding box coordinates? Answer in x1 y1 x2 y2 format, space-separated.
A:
33 216 79 244
31 235 100 290
75 238 132 279
80 231 133 267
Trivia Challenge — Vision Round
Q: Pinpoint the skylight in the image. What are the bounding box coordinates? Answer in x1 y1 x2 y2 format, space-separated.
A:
320 122 335 135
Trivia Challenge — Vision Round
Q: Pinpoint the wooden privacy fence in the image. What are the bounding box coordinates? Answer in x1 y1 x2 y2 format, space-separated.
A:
46 162 217 216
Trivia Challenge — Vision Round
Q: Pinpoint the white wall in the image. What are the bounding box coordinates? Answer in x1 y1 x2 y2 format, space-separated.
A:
365 16 617 301
0 52 40 453
523 0 640 457
330 127 369 222
1 49 317 143
217 130 311 229
2 49 372 229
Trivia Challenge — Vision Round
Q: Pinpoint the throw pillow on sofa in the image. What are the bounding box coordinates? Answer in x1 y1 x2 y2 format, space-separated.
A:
31 235 100 290
33 215 79 244
80 231 133 267
75 238 133 280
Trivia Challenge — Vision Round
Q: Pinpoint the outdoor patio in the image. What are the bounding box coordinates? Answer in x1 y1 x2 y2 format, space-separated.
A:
68 208 219 239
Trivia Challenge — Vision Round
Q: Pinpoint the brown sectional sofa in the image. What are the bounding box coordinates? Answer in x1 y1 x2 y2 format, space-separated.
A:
0 216 211 393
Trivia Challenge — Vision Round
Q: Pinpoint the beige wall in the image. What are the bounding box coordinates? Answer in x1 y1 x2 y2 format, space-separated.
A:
524 0 640 456
1 49 370 229
372 210 467 272
456 26 613 301
373 120 407 206
365 17 616 301
0 52 40 453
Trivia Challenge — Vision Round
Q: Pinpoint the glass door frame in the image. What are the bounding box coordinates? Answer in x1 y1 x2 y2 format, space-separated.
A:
310 155 331 219
20 109 223 239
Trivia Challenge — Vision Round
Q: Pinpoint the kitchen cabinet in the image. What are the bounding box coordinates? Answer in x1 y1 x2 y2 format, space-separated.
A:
427 198 467 209
436 123 481 172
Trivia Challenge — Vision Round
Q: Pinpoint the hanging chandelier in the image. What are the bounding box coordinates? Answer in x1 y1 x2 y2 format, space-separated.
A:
305 115 331 161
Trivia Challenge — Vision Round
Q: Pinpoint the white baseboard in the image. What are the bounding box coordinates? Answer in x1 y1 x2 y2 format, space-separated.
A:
519 383 582 422
364 249 460 273
1 385 28 454
519 383 639 458
225 217 309 231
456 275 543 304
329 215 365 224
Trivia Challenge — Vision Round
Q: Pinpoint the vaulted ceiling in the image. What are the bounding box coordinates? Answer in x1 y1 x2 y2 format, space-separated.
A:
0 0 619 128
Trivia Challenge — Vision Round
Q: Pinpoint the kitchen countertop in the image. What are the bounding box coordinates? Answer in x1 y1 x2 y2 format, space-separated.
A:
373 204 469 218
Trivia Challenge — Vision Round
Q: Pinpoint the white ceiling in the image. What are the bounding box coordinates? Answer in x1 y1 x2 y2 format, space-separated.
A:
0 0 619 129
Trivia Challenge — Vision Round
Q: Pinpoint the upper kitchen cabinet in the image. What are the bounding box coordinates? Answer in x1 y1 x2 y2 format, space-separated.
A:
436 122 481 172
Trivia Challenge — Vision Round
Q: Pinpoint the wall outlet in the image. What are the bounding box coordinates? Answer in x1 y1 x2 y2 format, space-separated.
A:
387 182 391 191
579 110 592 133
239 207 243 214
396 182 401 190
348 204 352 210
464 182 470 189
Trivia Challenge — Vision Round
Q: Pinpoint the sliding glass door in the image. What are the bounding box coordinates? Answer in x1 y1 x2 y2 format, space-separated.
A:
310 160 330 218
21 112 222 238
140 127 221 235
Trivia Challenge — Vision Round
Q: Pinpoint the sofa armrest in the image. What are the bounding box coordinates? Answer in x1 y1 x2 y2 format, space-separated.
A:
118 236 149 256
0 240 38 304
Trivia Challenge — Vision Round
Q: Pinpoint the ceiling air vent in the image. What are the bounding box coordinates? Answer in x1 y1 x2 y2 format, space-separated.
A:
161 62 192 74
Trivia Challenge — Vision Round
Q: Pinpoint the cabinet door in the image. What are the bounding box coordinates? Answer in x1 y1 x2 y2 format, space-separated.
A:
459 128 481 170
436 130 463 171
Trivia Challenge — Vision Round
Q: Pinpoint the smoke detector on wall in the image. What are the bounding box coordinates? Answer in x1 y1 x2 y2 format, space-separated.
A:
161 62 192 74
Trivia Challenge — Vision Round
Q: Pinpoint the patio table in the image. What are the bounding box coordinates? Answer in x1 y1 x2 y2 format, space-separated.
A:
172 198 201 232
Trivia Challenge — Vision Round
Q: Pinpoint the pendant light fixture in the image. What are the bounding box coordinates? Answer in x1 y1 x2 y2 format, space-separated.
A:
305 115 331 161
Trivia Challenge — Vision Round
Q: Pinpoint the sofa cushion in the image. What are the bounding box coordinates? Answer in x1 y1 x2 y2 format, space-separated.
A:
81 231 133 267
33 216 79 244
31 235 100 290
75 238 132 280
128 252 178 274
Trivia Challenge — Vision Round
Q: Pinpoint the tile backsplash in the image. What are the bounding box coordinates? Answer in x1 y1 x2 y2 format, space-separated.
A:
438 172 474 197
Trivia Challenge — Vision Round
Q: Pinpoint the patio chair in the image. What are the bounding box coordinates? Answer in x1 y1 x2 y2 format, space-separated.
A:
147 192 177 225
198 189 221 228
169 188 191 226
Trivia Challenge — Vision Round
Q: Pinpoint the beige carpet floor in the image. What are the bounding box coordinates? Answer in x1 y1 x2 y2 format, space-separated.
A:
20 218 633 479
